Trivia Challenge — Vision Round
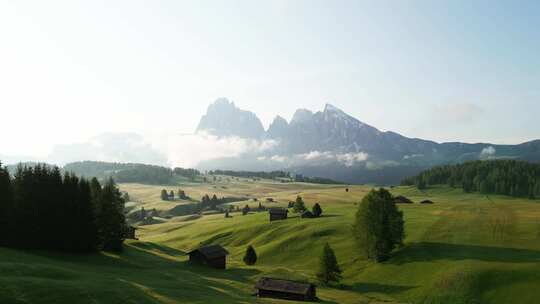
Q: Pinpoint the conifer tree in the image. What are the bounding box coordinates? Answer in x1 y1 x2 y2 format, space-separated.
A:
98 178 127 252
243 245 257 265
312 203 323 217
161 189 169 201
316 243 342 284
352 188 404 262
293 195 306 213
0 162 13 245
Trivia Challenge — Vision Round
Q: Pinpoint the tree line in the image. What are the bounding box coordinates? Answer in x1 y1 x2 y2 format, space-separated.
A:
0 162 128 252
401 160 540 199
208 170 290 180
63 161 201 185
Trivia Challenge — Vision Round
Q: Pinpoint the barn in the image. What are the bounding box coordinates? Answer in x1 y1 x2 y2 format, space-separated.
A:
255 277 317 301
268 207 288 222
188 245 229 269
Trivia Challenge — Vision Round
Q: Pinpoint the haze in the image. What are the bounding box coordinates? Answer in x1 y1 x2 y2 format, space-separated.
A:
1 0 539 162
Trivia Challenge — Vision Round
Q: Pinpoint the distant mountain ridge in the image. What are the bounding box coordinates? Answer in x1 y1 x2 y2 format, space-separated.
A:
196 98 540 184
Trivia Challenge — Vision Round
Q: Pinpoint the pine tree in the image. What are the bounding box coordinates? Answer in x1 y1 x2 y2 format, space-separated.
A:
352 188 405 262
169 190 174 200
293 196 306 213
98 178 127 252
316 243 342 284
243 245 257 265
0 162 13 245
312 203 323 217
161 189 169 201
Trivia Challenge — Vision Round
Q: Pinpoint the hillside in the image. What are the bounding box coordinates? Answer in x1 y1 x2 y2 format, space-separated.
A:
2 179 540 303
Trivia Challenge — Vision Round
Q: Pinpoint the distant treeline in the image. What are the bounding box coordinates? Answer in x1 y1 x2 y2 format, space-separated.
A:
294 174 344 185
208 170 290 180
0 162 127 252
208 170 343 184
402 160 540 199
64 161 200 184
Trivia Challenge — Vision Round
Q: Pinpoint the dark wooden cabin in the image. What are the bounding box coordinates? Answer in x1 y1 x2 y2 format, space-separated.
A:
125 226 138 240
255 277 317 301
188 245 229 269
268 207 288 222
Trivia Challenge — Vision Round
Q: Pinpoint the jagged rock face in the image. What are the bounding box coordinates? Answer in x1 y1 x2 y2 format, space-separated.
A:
195 99 540 174
196 98 265 139
266 116 289 139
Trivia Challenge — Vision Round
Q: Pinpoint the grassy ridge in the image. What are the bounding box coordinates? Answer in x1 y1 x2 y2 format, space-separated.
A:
1 180 540 303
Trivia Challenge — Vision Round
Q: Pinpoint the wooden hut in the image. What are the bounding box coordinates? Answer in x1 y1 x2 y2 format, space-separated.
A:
268 208 288 222
393 195 413 204
125 226 138 240
188 245 229 269
255 277 316 301
420 199 434 204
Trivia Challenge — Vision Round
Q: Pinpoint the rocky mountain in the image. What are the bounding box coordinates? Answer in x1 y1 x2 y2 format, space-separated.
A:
196 98 265 139
196 99 540 184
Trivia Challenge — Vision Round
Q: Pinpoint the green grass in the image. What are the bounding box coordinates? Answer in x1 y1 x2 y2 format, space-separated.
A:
2 180 540 303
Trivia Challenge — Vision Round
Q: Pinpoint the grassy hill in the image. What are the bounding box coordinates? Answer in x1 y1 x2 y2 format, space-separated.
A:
1 178 540 303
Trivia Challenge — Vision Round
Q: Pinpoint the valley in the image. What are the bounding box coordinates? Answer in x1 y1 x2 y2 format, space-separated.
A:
2 177 540 303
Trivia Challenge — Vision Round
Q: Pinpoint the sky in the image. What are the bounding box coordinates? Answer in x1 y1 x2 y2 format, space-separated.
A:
1 0 539 160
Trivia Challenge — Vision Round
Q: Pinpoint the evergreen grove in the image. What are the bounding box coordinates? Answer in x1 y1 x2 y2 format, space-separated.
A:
0 162 128 253
401 160 540 199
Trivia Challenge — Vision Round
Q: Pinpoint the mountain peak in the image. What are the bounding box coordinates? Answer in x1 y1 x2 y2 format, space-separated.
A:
196 98 265 138
291 109 314 124
324 103 343 113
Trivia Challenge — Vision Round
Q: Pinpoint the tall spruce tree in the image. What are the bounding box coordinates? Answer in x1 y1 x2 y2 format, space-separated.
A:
0 162 13 245
352 188 404 262
98 178 127 252
316 243 342 284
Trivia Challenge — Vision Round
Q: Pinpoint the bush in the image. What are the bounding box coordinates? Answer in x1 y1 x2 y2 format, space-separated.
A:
243 245 257 265
293 196 306 213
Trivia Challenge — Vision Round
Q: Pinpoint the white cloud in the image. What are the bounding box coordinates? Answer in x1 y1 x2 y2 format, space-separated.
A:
149 131 278 168
336 152 369 167
480 146 496 158
270 155 288 162
295 150 368 167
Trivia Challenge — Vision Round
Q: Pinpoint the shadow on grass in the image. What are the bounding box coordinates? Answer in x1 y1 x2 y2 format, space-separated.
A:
390 242 540 265
129 241 186 257
344 282 416 294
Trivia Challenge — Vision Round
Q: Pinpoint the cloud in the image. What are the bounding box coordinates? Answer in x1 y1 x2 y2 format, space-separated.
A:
295 150 369 167
480 146 496 158
47 133 168 166
336 152 369 167
149 131 278 168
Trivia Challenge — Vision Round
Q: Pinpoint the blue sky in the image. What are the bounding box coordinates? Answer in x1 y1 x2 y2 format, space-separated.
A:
1 0 539 157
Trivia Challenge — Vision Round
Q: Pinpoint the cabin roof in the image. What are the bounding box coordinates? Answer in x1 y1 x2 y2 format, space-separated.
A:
255 277 314 295
188 245 229 259
268 208 288 215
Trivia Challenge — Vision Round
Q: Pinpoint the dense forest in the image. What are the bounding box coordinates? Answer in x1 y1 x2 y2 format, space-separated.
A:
0 162 128 252
208 170 343 184
64 161 200 184
402 160 540 199
208 170 290 180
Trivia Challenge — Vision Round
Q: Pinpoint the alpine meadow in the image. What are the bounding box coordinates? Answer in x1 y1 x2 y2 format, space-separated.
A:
1 1 540 304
